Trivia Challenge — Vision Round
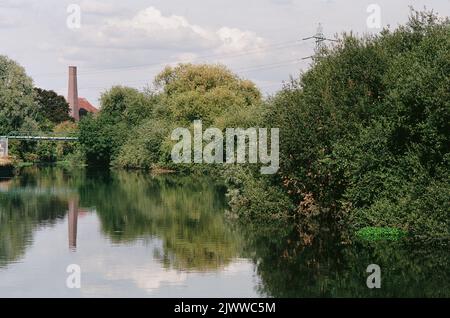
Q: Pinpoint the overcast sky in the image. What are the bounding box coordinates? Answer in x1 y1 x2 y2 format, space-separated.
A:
0 0 448 106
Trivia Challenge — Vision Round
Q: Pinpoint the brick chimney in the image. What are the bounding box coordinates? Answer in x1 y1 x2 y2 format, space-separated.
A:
68 66 79 121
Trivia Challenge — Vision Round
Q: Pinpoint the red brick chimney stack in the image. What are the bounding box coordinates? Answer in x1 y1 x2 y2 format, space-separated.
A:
68 66 79 121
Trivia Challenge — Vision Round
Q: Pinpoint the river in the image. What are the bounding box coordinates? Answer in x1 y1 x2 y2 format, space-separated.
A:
0 167 448 297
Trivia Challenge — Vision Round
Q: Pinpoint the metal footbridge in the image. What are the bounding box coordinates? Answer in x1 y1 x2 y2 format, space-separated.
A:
0 132 78 141
0 132 78 157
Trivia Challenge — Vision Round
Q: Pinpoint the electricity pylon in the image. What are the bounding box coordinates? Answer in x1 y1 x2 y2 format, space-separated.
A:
302 23 339 60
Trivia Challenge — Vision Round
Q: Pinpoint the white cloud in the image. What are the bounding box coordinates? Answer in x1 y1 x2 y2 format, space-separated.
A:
67 6 266 53
105 266 188 292
216 27 265 54
80 0 127 16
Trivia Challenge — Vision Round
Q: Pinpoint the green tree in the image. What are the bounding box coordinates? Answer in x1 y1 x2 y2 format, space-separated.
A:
0 55 38 135
100 86 154 127
113 64 262 169
226 9 450 241
78 86 157 165
34 88 71 125
78 114 121 165
155 63 261 127
80 64 262 168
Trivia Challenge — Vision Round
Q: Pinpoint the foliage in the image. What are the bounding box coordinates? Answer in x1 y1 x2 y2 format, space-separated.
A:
114 118 173 169
0 57 79 163
155 63 261 127
79 64 262 169
71 10 450 241
78 86 157 165
226 9 450 241
355 227 407 241
53 121 79 160
78 114 125 165
34 88 72 126
0 55 38 135
99 86 154 127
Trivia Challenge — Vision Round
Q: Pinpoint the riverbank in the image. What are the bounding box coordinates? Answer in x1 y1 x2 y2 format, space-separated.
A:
0 157 12 166
0 157 14 178
12 160 85 169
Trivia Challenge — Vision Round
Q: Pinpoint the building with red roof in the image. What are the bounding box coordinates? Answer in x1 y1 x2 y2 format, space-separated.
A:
78 97 99 118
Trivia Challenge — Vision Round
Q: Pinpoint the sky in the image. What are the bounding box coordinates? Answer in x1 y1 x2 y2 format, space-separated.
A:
0 0 448 107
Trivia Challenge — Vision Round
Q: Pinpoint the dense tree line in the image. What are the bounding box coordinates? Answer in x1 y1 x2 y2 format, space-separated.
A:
78 64 260 167
0 55 75 162
226 10 449 241
2 10 449 240
79 11 448 240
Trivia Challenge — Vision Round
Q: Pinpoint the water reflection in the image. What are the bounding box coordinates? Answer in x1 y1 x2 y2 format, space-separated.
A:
0 167 243 273
0 173 68 268
239 221 450 297
68 199 79 250
0 167 448 297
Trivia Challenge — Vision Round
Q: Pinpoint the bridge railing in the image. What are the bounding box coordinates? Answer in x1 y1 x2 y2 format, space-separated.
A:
2 131 78 137
0 131 78 141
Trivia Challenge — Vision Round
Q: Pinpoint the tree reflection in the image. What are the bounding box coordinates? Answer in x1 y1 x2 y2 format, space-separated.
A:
2 167 447 297
0 167 242 272
79 170 242 271
239 221 450 297
0 175 68 267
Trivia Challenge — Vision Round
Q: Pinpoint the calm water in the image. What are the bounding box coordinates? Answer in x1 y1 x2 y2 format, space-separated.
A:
0 167 448 297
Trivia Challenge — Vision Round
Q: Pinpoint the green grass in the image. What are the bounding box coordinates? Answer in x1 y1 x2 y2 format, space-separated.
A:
356 227 408 241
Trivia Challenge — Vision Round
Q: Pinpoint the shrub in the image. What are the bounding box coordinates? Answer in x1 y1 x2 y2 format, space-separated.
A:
356 227 408 241
231 9 450 241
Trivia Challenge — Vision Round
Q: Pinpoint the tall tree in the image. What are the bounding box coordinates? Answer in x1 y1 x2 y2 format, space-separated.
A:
34 88 72 125
0 55 38 135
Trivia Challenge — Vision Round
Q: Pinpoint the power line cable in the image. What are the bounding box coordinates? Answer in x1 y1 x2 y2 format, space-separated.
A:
51 58 303 92
30 39 306 78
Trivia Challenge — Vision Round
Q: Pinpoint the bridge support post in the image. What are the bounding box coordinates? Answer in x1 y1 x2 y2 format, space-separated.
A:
0 138 8 157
